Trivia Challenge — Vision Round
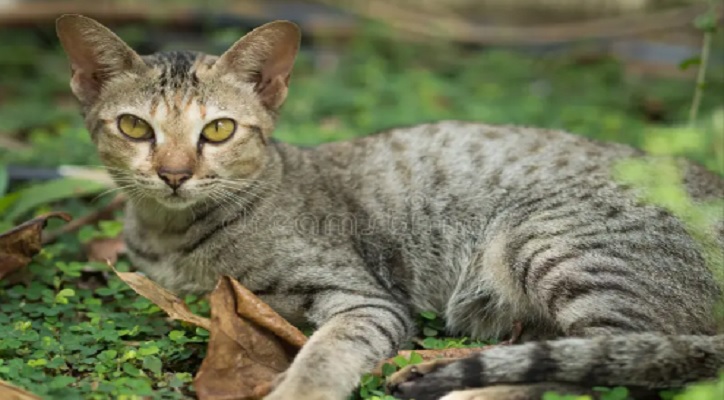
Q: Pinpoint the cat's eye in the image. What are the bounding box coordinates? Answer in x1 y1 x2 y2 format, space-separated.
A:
201 118 236 143
118 114 153 140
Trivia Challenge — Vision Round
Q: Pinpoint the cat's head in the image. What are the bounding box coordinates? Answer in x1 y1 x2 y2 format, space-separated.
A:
56 15 300 209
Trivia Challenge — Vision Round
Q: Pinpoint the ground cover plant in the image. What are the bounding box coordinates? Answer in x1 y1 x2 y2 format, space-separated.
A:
0 16 723 400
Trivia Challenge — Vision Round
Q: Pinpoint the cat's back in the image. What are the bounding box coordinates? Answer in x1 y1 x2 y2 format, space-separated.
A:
311 121 723 201
311 121 645 201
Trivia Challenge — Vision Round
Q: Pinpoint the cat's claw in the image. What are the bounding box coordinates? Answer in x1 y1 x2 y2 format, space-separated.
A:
500 320 524 345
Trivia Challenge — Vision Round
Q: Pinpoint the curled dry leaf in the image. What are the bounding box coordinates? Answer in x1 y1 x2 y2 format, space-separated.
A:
0 379 42 400
0 212 71 280
229 278 308 349
111 264 211 331
194 276 302 400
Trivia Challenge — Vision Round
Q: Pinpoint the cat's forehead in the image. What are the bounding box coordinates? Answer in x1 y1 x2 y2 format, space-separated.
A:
142 50 217 89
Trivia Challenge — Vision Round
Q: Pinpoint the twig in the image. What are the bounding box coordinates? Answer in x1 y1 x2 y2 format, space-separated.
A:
41 195 126 244
689 7 717 126
0 135 30 151
315 0 713 45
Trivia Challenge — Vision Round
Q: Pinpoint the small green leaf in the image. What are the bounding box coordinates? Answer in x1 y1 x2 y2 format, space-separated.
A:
138 345 159 356
49 375 76 388
392 355 409 368
13 321 32 331
98 220 124 238
694 12 718 33
422 337 441 349
142 355 163 375
381 363 397 377
122 363 141 377
420 311 437 320
678 56 701 71
98 349 118 362
27 358 47 367
169 330 186 342
54 288 75 304
0 166 7 196
422 327 438 337
408 351 424 365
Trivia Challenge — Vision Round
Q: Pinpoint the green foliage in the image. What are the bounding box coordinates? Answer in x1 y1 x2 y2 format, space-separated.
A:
671 373 724 400
415 310 492 349
0 178 107 230
0 240 207 399
1 18 722 400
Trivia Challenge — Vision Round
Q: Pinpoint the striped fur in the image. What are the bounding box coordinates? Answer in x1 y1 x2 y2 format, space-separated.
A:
58 16 724 400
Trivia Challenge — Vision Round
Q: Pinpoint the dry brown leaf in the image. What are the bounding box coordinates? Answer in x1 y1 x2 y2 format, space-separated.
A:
373 346 495 376
229 278 308 349
111 265 211 331
86 236 126 263
0 379 42 400
395 346 493 362
0 212 72 280
194 276 301 400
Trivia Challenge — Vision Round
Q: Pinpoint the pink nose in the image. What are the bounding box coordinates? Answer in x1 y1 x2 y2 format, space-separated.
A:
157 168 192 189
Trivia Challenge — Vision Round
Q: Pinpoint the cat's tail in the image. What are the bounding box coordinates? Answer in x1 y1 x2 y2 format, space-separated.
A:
389 333 724 400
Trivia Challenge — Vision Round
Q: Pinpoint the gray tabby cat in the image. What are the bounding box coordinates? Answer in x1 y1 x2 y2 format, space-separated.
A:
56 14 724 400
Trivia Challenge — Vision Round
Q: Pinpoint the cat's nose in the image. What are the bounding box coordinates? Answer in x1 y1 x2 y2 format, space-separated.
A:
157 167 192 190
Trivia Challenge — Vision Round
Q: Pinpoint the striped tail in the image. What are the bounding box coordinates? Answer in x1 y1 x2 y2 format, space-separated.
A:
389 333 724 400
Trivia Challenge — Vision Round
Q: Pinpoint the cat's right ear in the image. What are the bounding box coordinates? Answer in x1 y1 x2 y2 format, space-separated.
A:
213 20 301 111
56 14 147 105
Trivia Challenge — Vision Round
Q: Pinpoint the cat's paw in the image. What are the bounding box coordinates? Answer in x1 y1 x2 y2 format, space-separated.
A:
263 389 332 400
263 381 338 400
387 357 457 388
386 358 461 400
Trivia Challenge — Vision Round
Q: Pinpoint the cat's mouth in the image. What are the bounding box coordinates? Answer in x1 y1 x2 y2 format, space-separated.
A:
157 191 197 209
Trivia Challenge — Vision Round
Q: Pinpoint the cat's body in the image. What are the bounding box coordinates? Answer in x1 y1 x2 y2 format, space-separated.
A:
57 16 724 400
126 122 721 337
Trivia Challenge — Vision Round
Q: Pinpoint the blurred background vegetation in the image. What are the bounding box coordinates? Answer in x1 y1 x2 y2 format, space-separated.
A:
0 1 722 399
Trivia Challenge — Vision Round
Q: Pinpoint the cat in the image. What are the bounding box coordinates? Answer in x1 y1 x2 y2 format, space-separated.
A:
56 14 724 400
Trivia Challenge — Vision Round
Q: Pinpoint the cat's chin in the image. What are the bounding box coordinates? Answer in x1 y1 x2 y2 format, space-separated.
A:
155 194 198 210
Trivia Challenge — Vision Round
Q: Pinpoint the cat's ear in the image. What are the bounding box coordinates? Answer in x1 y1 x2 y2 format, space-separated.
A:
56 14 147 104
214 20 301 111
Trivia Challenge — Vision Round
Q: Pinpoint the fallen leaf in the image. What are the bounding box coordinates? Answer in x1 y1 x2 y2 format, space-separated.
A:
111 264 211 331
113 269 496 397
86 236 126 264
0 212 71 280
194 276 301 400
0 379 42 400
229 278 308 349
373 346 495 376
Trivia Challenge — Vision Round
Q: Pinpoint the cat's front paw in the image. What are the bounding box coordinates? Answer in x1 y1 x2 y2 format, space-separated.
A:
386 358 465 400
386 357 456 389
263 381 340 400
263 390 336 400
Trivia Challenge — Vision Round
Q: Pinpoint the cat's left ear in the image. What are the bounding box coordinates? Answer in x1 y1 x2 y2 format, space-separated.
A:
56 14 147 105
214 20 301 111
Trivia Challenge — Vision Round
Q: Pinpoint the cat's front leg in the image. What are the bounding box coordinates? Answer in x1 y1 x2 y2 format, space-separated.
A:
265 292 413 400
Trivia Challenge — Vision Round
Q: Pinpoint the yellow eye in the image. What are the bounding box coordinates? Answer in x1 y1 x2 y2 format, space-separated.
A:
201 118 236 143
118 114 153 140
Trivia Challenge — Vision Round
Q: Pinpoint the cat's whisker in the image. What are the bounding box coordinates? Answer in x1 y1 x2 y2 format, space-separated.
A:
213 182 279 209
91 185 134 203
